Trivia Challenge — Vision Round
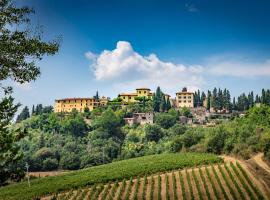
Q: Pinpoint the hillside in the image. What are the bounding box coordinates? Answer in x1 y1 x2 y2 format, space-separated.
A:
0 153 221 200
42 155 270 200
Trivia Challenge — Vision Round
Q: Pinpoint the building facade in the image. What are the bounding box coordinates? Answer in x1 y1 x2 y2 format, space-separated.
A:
124 112 154 126
119 88 170 103
119 88 153 103
54 96 109 113
175 87 194 108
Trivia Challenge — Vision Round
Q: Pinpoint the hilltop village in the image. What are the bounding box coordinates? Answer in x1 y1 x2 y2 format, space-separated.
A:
53 87 249 127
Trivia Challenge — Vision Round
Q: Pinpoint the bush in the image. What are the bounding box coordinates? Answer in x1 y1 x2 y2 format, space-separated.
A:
145 124 164 142
42 158 58 171
155 113 177 129
60 153 80 170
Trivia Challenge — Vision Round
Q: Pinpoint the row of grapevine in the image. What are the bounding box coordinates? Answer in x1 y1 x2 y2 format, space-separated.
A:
132 177 140 200
157 174 162 200
150 175 154 200
172 172 178 200
191 168 203 200
211 165 230 200
50 162 265 200
124 177 133 200
116 179 126 200
198 167 212 200
217 164 238 200
230 162 256 200
236 162 264 200
186 169 194 200
205 166 219 199
141 175 147 200
179 171 186 200
224 163 246 200
165 174 170 200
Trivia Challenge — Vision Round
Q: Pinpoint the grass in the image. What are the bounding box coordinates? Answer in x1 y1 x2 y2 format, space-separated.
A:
0 153 221 200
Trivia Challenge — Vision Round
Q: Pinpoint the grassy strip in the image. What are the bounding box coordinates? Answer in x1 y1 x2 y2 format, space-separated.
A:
186 169 194 200
224 163 246 200
132 177 140 200
157 174 162 200
165 173 170 200
198 167 212 200
150 175 154 200
205 166 219 200
141 175 147 200
179 171 186 200
217 164 237 200
124 177 133 200
172 172 178 200
0 153 222 200
116 179 126 200
192 168 203 200
230 162 256 200
236 162 264 200
211 165 230 200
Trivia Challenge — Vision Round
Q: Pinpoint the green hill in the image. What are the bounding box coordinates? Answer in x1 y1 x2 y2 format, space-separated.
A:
0 153 221 200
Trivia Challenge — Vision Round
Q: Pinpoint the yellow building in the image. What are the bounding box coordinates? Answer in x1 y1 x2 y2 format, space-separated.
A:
176 87 194 108
119 88 170 103
54 96 109 113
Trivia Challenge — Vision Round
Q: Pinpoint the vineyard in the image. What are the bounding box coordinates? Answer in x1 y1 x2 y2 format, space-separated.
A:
44 161 266 200
0 153 222 200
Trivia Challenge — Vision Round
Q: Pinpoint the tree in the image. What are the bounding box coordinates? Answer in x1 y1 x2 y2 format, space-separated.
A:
145 124 164 142
0 0 59 184
94 91 99 100
153 86 162 112
207 90 211 110
31 105 35 116
16 106 30 123
211 88 218 112
155 113 176 129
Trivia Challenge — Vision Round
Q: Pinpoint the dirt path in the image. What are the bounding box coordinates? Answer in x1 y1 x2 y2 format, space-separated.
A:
252 153 270 174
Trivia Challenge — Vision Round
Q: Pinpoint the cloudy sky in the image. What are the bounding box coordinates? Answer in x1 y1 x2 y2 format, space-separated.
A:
10 0 270 108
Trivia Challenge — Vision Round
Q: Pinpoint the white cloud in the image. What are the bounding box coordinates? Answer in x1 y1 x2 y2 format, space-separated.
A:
207 56 270 77
85 41 204 94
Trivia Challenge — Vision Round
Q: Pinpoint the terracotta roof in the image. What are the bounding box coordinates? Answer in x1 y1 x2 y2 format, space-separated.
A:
136 88 151 90
55 97 95 101
176 91 194 94
119 93 137 96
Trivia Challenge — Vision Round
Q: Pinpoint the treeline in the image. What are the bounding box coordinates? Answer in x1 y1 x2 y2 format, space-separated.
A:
16 104 53 123
194 88 270 112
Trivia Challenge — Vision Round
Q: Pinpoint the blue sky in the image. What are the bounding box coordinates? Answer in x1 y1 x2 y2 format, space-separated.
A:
10 0 270 108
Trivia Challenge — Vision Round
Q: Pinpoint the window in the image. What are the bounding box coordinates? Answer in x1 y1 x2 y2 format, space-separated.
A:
179 100 182 103
139 91 141 94
188 100 191 103
188 96 191 99
184 100 186 103
144 91 146 94
129 97 131 99
184 96 187 99
142 117 146 120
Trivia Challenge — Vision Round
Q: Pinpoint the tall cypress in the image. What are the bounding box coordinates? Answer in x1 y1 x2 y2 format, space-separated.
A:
207 90 211 110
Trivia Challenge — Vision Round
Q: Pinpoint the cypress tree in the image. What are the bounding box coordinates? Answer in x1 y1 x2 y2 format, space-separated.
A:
207 90 211 110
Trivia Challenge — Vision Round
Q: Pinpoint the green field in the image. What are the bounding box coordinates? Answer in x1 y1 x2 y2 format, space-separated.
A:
0 153 221 200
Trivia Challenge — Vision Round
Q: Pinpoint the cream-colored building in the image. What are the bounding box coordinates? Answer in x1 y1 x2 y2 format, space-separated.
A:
176 87 194 108
119 88 170 104
54 96 109 113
